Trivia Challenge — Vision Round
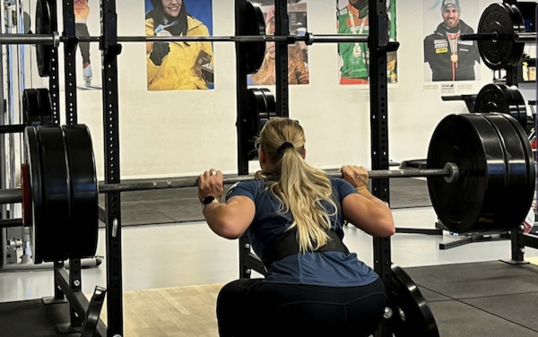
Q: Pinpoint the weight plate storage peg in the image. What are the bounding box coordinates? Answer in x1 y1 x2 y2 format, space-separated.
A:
477 3 525 70
427 113 535 234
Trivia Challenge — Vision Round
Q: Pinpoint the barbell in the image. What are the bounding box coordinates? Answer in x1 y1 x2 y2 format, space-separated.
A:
1 107 535 264
460 3 534 70
28 0 398 76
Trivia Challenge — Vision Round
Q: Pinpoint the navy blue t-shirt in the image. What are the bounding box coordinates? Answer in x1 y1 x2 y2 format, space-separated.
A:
226 178 379 287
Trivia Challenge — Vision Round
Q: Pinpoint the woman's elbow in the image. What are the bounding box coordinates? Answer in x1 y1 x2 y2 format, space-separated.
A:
384 223 396 237
212 219 245 240
378 220 396 237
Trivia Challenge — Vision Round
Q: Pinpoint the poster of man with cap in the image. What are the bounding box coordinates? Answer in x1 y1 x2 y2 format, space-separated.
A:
423 0 480 82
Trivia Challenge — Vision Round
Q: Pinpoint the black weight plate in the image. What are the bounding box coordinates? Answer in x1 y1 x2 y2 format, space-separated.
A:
36 88 53 126
503 85 528 130
477 3 525 70
427 114 508 233
243 2 266 75
62 125 99 259
481 113 534 229
37 126 70 262
474 84 509 113
21 164 32 227
24 127 46 264
23 89 41 126
246 88 268 160
35 0 53 77
259 88 276 116
500 113 536 219
391 264 439 337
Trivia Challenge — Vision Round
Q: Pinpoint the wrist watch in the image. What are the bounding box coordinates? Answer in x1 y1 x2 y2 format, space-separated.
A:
201 195 219 210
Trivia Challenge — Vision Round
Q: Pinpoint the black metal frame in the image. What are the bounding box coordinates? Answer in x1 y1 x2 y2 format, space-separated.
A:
100 0 124 336
37 1 109 336
368 1 394 336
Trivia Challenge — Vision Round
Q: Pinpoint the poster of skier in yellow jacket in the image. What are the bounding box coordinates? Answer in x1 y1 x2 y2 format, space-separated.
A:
145 0 214 91
75 0 93 87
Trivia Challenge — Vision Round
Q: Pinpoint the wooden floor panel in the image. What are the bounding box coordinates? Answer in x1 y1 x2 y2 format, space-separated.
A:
99 283 224 337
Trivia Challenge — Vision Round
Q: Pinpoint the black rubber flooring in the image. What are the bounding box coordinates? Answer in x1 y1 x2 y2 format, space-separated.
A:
2 261 537 336
0 299 79 337
99 178 431 227
407 261 538 336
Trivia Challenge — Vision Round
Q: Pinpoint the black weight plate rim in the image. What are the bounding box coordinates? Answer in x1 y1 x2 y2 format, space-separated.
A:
477 3 524 70
246 89 266 160
474 84 508 113
23 89 41 125
35 0 52 77
36 88 53 126
244 2 266 75
391 264 439 337
504 5 526 68
37 126 71 262
21 163 32 226
498 84 521 122
506 4 524 33
256 89 272 133
460 114 509 233
62 125 99 259
36 88 53 117
503 85 528 129
25 127 45 264
259 88 276 115
500 113 536 220
481 113 533 230
427 114 507 233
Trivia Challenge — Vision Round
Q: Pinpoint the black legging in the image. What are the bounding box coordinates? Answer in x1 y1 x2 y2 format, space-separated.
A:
75 23 91 64
217 277 386 337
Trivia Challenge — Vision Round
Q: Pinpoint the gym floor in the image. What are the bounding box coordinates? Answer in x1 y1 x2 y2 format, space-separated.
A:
2 206 538 303
1 187 538 336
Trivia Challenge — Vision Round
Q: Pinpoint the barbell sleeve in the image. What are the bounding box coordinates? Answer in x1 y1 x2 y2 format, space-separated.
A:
461 32 536 43
515 32 536 43
0 188 22 204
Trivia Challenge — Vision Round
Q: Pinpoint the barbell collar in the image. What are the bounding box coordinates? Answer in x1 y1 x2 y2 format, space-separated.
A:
0 33 56 45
